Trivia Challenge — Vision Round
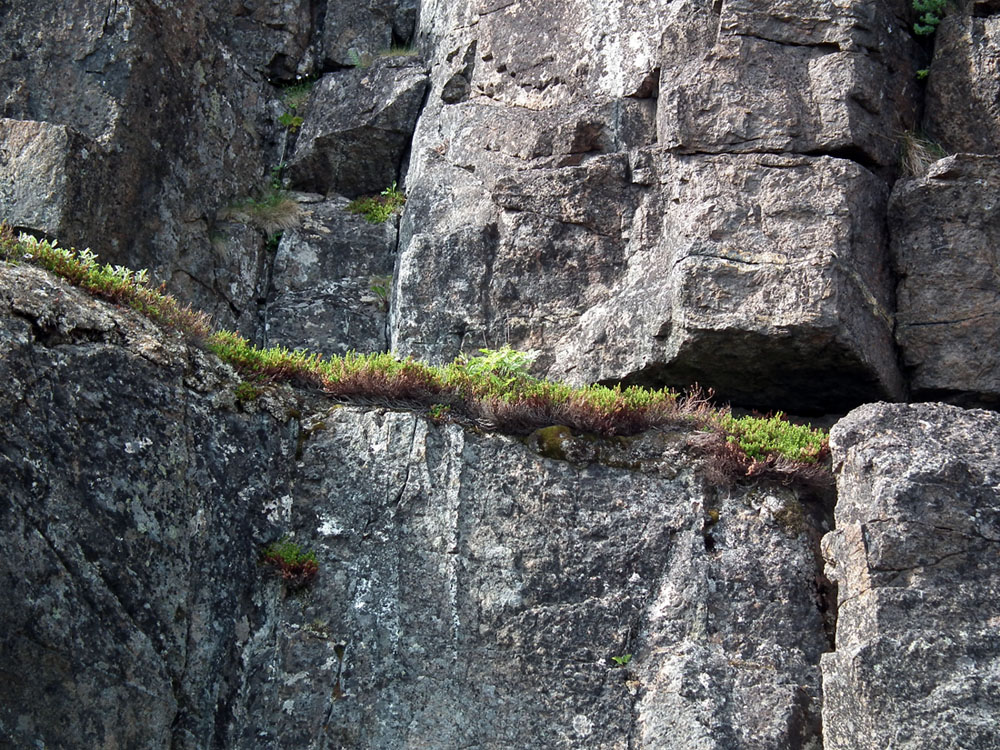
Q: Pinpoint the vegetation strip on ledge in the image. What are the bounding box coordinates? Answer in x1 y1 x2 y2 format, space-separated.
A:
0 227 830 483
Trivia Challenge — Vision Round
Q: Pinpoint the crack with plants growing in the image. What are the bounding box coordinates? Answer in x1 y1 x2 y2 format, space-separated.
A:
0 225 832 487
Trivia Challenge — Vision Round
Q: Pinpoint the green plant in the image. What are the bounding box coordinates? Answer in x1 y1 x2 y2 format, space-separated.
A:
281 79 315 112
611 654 633 667
348 49 373 68
0 227 211 337
234 381 261 402
369 274 392 310
1 222 833 486
346 183 406 224
719 412 826 464
428 403 451 422
913 0 946 35
457 345 537 389
916 68 929 80
277 112 304 132
263 536 318 589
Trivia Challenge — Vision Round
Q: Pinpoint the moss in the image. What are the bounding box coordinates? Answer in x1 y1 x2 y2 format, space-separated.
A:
771 498 808 535
530 424 573 461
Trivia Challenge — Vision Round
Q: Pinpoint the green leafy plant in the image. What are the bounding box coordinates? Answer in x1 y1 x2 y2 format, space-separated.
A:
346 183 406 224
263 536 318 589
369 274 392 310
916 68 929 81
457 345 537 389
913 0 946 35
277 112 304 132
611 654 633 667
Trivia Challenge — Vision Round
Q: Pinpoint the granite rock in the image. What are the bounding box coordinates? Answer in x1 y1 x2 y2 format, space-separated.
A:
822 402 1000 750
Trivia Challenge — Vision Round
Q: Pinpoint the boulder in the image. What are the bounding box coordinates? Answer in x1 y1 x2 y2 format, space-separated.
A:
889 154 1000 406
265 196 397 354
923 13 1000 155
317 0 418 69
822 402 1000 749
659 0 920 166
287 59 429 198
394 144 904 412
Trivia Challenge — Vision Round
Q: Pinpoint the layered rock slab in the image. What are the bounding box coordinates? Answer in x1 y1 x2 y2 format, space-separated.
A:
889 155 1000 406
822 402 1000 749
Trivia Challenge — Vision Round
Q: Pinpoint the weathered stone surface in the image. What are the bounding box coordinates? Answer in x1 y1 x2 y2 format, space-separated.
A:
288 59 429 197
392 0 911 412
265 196 397 353
395 145 903 412
822 402 1000 750
318 0 419 69
924 13 1000 155
659 0 920 166
0 118 105 241
0 263 831 749
0 0 281 331
889 154 1000 406
0 263 298 749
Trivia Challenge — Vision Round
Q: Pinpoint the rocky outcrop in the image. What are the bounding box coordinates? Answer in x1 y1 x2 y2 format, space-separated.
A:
821 402 1000 749
889 155 1000 406
0 262 833 748
288 59 429 198
390 0 917 412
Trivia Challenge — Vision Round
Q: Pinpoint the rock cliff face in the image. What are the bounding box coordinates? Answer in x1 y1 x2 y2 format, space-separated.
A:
2 0 1000 748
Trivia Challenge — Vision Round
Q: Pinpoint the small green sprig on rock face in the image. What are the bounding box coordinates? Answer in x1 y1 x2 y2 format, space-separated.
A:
263 537 318 589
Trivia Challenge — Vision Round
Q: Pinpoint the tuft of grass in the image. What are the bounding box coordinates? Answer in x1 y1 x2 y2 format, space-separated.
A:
281 79 315 113
379 45 418 58
262 536 318 589
1 222 831 485
346 183 406 224
899 131 947 177
220 188 303 235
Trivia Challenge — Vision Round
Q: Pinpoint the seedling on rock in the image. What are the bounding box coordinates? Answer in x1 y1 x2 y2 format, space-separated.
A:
263 537 318 589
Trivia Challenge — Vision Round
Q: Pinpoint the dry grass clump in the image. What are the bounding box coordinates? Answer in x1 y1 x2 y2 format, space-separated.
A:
899 131 947 177
219 188 303 234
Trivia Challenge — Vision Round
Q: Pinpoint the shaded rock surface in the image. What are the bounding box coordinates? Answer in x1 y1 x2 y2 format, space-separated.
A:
265 196 397 354
822 402 1000 749
889 155 1000 406
0 262 832 749
288 59 429 198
